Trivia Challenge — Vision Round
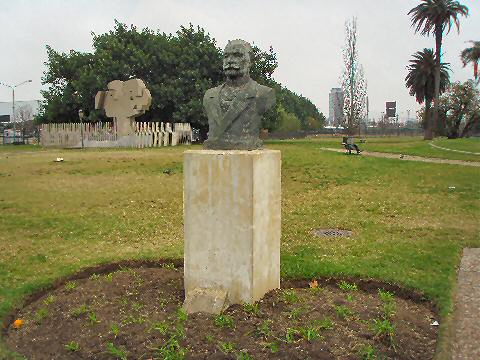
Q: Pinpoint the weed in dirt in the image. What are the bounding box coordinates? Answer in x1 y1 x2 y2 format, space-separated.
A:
298 326 321 342
382 301 396 319
205 334 215 343
334 305 353 319
312 317 334 331
213 314 234 328
64 341 79 352
110 323 120 338
151 321 169 335
33 307 48 324
262 341 279 353
346 294 354 302
283 289 299 304
104 273 113 282
42 295 55 306
176 307 188 322
153 331 186 360
218 341 235 354
378 289 394 302
255 319 272 338
131 301 143 312
87 311 100 325
89 273 101 281
339 281 358 292
71 304 89 317
371 318 396 349
285 328 299 343
236 351 253 360
158 297 168 310
287 306 304 320
358 343 378 360
64 281 77 291
242 303 260 315
106 342 127 360
161 262 176 269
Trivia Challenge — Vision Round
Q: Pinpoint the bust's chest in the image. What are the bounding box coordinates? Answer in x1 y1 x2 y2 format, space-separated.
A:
219 86 245 112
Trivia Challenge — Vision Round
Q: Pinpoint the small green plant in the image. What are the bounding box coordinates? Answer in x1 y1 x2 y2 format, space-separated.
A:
152 321 169 335
89 273 101 281
283 289 299 304
205 334 215 343
346 294 354 302
110 323 120 338
263 341 279 353
378 289 394 303
287 307 303 320
176 307 188 322
312 317 334 330
71 304 89 317
87 311 100 325
218 341 235 354
104 272 113 282
34 307 48 324
334 305 353 319
106 342 127 360
371 318 396 349
236 351 252 360
298 326 321 341
43 295 55 306
155 333 186 360
338 281 358 292
382 301 396 319
161 262 176 269
64 281 77 291
131 301 143 312
285 328 299 343
243 302 260 315
213 314 234 328
358 343 378 360
64 341 79 352
255 319 272 338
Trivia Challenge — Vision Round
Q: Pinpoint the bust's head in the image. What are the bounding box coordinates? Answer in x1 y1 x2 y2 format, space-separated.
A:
223 40 252 80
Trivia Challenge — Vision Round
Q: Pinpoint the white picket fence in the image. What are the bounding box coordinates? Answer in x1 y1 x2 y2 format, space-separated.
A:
40 121 192 148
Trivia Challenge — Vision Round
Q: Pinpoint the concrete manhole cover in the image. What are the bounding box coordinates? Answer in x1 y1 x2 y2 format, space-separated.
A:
312 229 353 237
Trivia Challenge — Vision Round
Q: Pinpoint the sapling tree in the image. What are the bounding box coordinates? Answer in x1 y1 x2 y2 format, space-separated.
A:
341 17 367 135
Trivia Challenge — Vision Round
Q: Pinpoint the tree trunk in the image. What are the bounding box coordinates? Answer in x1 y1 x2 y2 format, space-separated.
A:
424 100 433 140
433 26 443 139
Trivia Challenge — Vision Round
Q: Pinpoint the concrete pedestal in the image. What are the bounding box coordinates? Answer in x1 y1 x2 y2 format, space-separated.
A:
183 150 281 313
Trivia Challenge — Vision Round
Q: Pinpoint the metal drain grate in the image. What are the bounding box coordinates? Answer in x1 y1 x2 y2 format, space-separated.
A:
312 229 353 237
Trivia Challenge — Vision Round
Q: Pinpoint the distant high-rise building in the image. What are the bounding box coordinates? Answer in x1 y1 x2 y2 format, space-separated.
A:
329 88 344 127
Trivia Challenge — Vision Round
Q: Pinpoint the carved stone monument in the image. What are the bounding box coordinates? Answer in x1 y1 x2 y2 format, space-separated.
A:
95 79 152 137
184 40 281 314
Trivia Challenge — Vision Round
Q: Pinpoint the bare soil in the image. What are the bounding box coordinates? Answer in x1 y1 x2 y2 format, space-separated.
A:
3 261 438 359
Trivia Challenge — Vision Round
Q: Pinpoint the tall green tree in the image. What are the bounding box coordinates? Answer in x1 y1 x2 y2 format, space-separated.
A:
405 48 450 139
460 40 480 82
408 0 469 140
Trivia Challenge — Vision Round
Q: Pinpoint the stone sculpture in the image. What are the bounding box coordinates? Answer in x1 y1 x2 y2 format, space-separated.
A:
95 79 152 137
203 39 276 150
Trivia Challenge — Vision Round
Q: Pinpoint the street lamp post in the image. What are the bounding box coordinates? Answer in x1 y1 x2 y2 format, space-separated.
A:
0 80 32 144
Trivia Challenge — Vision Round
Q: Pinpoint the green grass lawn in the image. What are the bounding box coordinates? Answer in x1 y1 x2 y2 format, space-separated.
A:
0 141 478 356
293 135 480 162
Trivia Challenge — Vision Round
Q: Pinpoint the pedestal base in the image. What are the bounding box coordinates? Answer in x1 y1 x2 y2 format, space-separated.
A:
183 150 281 313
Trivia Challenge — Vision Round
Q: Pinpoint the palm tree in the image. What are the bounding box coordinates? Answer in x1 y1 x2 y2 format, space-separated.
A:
408 0 468 139
405 49 450 140
461 41 480 82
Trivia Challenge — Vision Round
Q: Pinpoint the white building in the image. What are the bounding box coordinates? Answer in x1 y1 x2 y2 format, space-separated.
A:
328 88 344 127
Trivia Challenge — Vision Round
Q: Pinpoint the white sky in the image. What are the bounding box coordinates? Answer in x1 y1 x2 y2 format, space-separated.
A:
0 0 478 120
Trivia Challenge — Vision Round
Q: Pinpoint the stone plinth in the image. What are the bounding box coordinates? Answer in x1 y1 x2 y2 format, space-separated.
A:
183 150 281 313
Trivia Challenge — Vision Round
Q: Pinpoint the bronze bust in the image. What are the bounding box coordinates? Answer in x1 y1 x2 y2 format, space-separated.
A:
203 39 276 150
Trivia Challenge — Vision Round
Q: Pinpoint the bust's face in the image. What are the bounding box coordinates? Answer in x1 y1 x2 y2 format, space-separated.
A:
223 44 250 79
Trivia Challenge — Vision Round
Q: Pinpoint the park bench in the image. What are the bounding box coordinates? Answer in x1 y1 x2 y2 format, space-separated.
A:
342 136 363 154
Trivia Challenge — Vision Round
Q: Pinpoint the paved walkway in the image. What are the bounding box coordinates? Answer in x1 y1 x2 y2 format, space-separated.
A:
452 248 480 359
429 142 480 156
320 148 480 167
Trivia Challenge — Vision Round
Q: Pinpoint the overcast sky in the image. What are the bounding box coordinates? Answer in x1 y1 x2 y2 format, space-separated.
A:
0 0 478 120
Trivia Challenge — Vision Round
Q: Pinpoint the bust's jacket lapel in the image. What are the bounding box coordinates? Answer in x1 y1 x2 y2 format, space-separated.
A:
215 80 257 137
205 85 223 129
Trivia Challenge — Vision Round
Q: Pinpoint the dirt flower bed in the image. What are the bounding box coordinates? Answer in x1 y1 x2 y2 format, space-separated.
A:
4 264 437 359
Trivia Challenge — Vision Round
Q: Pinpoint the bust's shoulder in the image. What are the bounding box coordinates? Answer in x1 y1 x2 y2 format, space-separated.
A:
204 85 223 99
255 83 275 97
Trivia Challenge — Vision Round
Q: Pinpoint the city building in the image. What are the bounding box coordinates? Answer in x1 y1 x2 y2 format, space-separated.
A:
328 88 344 127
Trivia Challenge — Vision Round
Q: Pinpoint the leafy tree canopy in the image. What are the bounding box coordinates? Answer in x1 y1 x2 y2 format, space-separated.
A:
38 21 324 133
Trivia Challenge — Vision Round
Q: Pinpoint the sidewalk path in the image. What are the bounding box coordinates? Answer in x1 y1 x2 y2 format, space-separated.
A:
452 248 480 359
320 148 480 167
